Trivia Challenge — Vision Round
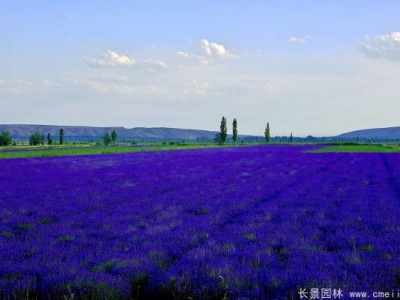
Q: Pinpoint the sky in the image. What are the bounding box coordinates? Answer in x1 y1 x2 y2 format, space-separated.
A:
1 0 400 136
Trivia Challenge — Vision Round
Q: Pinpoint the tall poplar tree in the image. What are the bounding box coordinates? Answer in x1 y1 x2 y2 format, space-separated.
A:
103 132 111 146
59 128 64 145
220 116 227 144
264 123 270 143
47 133 52 145
232 118 238 143
111 129 118 145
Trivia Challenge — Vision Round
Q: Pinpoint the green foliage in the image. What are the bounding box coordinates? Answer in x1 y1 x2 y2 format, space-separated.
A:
40 216 58 225
0 144 220 159
55 280 125 300
245 233 257 241
289 132 293 143
264 122 270 143
316 144 400 153
223 244 234 252
62 285 75 300
159 276 178 298
16 223 36 232
0 131 12 146
362 244 374 252
103 132 111 146
130 272 149 299
92 260 116 273
47 133 53 145
60 128 65 145
220 116 227 144
29 132 45 146
232 118 238 143
111 129 118 145
1 231 13 239
214 133 222 145
93 282 121 299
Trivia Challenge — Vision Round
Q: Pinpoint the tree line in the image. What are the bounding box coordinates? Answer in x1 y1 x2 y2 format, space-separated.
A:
1 121 294 146
0 131 13 146
215 116 285 145
0 128 118 146
28 129 65 146
102 130 118 146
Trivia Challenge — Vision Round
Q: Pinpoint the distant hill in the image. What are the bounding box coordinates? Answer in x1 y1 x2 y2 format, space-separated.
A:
337 126 400 139
0 124 217 141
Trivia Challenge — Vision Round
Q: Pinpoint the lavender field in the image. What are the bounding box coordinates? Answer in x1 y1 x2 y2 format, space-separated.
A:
0 145 399 299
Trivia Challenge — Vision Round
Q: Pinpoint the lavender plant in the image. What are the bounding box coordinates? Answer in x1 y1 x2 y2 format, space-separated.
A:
0 146 399 299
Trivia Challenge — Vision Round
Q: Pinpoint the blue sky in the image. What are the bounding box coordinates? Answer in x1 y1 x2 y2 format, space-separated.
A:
1 1 400 136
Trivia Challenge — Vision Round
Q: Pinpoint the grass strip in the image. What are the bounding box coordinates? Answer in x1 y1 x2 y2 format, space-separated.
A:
315 144 400 153
0 144 220 159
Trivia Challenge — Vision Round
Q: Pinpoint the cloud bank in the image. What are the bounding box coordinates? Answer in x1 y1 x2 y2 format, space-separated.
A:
360 31 400 61
289 36 312 44
176 51 209 65
85 50 167 70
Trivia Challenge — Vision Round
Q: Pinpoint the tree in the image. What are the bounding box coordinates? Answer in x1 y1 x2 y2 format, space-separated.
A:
47 133 53 145
29 132 45 146
103 132 111 146
214 132 222 145
289 132 293 143
264 122 270 143
220 116 227 144
0 131 12 146
59 128 64 145
232 118 238 143
111 129 118 145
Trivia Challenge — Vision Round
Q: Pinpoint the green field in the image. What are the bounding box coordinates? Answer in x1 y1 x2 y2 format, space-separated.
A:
316 144 400 153
0 144 219 159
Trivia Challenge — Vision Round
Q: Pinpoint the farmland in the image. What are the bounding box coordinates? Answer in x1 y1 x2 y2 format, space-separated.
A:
0 144 217 159
0 145 399 299
316 144 400 153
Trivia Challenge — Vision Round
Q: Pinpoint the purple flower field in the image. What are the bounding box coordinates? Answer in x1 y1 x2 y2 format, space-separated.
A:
0 145 399 299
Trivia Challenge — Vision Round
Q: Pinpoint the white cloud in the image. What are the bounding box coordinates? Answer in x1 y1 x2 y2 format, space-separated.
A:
139 59 168 69
84 50 167 70
175 51 209 65
174 39 238 66
85 50 133 67
289 37 307 44
199 39 238 58
181 79 211 97
265 83 274 90
360 31 400 61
